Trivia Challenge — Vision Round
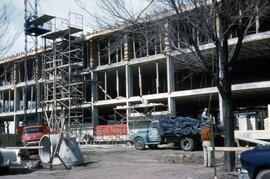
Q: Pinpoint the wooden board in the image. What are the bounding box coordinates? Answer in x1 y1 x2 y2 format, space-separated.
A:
235 130 270 140
6 146 44 150
207 147 253 152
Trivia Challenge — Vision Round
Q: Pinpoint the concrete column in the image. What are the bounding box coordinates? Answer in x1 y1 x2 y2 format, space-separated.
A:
37 83 41 123
108 39 111 64
126 101 131 138
91 71 98 127
138 66 142 96
89 40 97 69
116 70 119 97
97 42 101 66
268 104 270 118
116 49 119 62
104 72 107 100
125 65 133 98
132 34 136 58
164 20 171 56
166 56 175 93
2 91 4 113
168 97 176 117
166 55 176 116
123 33 129 62
255 3 259 33
13 87 19 131
156 62 159 94
13 63 18 134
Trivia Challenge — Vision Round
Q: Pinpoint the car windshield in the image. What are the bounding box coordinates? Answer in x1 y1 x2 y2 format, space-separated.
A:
24 127 43 134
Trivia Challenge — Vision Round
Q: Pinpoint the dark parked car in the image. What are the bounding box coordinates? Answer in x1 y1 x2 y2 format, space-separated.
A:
240 145 270 179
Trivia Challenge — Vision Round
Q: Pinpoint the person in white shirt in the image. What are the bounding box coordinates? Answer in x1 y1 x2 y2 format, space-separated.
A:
200 108 209 127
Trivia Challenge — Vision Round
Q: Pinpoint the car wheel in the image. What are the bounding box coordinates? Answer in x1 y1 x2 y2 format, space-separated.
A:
134 137 146 150
256 170 270 179
148 144 158 150
180 137 195 151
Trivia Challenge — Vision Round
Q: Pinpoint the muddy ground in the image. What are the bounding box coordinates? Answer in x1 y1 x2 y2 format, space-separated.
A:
1 145 239 179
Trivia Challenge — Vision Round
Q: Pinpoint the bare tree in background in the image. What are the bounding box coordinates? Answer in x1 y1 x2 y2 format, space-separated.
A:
0 2 20 58
78 0 270 172
0 4 9 57
162 0 270 172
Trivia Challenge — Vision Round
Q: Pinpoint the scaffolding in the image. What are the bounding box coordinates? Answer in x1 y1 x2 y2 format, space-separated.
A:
24 0 54 124
42 12 85 138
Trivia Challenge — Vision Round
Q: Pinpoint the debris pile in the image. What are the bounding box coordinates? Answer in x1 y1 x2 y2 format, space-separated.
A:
159 116 201 136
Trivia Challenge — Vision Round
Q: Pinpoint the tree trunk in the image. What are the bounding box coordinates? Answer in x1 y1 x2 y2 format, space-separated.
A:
221 83 235 172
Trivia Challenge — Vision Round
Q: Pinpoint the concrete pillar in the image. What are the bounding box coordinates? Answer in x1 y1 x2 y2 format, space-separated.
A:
164 19 175 117
156 62 159 94
166 55 176 116
89 40 98 69
116 70 119 97
104 72 107 100
164 20 171 56
108 39 111 64
168 97 176 117
126 101 131 137
268 104 270 118
138 65 142 96
123 33 130 62
166 56 175 93
13 86 20 134
36 83 41 123
255 3 259 33
125 65 133 98
13 63 18 134
91 71 98 127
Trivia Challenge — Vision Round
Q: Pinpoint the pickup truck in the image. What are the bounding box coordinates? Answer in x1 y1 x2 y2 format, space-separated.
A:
20 125 49 147
239 145 270 179
131 116 201 151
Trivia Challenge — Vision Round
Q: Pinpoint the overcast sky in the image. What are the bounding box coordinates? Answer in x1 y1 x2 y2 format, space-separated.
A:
0 0 152 57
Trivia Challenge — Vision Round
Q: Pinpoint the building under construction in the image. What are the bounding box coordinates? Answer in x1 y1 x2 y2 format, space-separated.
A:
0 1 270 143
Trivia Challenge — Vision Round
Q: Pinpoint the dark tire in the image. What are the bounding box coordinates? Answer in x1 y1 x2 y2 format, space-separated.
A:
180 137 195 151
256 170 270 179
0 166 10 175
148 144 158 150
134 137 146 150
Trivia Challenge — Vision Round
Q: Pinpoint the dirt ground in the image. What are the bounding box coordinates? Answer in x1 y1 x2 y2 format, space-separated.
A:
1 145 239 179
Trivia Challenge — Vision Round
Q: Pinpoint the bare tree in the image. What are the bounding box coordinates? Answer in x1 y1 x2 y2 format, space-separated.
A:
162 0 270 172
0 2 20 58
0 3 10 57
78 0 270 172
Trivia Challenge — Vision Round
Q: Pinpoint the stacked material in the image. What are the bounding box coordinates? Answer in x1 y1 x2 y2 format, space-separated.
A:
94 124 127 136
264 118 270 130
159 116 200 136
238 113 257 131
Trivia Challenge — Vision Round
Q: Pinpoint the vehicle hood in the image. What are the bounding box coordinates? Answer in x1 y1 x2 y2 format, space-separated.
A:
240 145 270 179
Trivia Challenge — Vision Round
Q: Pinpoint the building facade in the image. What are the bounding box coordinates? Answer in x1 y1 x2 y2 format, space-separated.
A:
0 7 270 142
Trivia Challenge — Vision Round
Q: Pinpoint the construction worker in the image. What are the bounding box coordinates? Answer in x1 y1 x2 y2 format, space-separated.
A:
200 119 213 167
200 108 209 127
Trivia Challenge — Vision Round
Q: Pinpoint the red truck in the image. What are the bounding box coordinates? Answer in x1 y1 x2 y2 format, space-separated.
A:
18 125 49 147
